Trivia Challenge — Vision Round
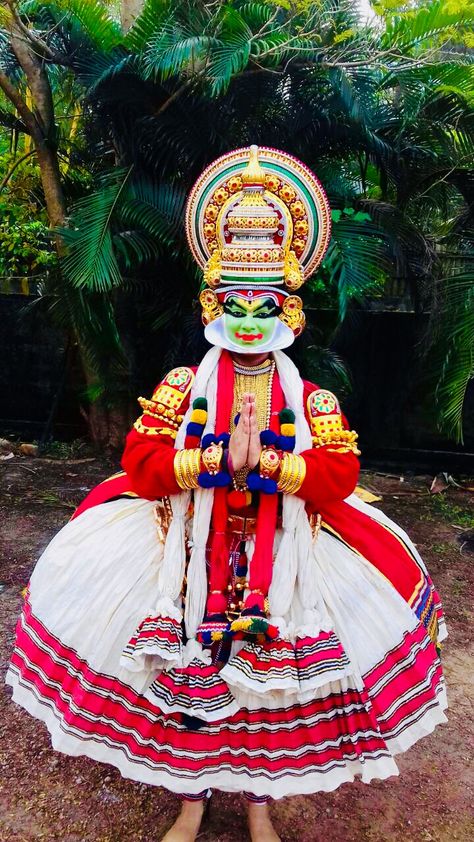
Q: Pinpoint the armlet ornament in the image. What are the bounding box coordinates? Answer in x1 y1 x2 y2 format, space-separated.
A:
133 418 177 439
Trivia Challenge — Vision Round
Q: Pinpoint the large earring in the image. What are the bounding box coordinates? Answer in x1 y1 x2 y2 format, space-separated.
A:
199 289 223 325
279 295 305 336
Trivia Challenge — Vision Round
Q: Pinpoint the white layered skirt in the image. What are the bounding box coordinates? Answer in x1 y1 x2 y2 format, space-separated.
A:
6 495 447 799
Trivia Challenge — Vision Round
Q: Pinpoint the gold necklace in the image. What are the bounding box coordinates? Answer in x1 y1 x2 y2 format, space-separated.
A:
230 359 275 432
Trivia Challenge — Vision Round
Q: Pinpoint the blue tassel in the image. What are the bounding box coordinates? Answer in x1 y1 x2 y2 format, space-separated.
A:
276 434 295 452
198 472 216 488
260 429 277 446
246 472 261 492
201 433 216 449
213 472 231 487
261 477 278 494
246 472 278 494
234 413 241 426
198 471 231 488
217 432 230 447
186 421 203 438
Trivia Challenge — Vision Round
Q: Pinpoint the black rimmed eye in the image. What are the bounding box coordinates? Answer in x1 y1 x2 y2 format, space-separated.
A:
223 302 246 317
254 304 281 319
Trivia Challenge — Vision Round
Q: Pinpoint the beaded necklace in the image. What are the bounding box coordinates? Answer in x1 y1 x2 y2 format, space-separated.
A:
230 359 275 433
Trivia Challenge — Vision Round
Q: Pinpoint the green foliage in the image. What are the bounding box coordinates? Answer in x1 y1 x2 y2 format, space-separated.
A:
0 0 473 439
60 168 132 292
0 194 56 277
430 271 474 443
429 493 474 528
319 208 388 318
59 169 187 290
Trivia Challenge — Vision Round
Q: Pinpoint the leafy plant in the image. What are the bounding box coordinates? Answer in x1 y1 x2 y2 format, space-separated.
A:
0 0 473 442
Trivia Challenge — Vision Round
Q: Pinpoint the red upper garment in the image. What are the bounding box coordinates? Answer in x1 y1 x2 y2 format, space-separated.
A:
121 364 359 513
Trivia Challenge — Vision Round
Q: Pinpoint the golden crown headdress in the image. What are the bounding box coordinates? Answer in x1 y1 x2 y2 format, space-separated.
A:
185 145 332 337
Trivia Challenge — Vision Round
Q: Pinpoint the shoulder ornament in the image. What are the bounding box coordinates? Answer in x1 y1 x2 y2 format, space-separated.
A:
151 367 195 411
307 388 360 454
133 367 195 437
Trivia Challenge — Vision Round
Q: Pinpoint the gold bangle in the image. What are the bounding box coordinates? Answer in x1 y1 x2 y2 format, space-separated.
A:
278 453 306 494
174 448 201 490
174 450 186 490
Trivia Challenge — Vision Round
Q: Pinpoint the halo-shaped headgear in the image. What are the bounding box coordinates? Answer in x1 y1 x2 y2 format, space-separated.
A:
185 145 331 347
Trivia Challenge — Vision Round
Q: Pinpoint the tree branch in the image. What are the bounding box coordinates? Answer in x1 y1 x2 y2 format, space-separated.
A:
6 0 70 65
0 68 40 140
0 148 36 192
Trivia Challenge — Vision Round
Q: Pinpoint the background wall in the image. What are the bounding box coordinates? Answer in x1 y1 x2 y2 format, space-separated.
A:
2 295 472 469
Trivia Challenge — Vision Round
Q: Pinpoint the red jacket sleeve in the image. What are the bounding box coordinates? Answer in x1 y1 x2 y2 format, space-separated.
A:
296 381 360 511
121 366 196 500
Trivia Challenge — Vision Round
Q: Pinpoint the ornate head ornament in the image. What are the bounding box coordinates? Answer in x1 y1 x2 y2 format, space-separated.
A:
185 145 331 353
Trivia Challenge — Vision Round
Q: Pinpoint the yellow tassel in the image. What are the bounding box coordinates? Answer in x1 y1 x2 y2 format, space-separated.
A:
231 618 252 632
191 408 207 425
280 423 295 436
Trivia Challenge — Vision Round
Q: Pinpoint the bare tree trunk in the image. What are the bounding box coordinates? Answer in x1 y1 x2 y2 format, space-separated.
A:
10 26 67 235
121 0 145 33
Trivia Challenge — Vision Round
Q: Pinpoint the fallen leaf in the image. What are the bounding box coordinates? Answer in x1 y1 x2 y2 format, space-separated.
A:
354 485 382 503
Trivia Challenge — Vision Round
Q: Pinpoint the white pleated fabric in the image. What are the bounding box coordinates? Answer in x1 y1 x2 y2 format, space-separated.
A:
20 494 446 714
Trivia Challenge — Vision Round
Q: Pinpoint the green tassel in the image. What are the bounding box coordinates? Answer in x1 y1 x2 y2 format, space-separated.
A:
193 397 207 409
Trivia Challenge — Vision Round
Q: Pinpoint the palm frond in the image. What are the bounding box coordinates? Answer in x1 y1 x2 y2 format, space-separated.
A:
59 167 132 292
430 269 474 442
322 212 391 319
381 1 474 54
119 180 186 252
144 20 213 81
124 0 172 52
45 0 122 52
208 8 252 95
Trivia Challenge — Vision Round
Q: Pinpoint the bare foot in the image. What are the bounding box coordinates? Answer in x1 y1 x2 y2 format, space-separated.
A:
160 798 206 842
247 801 281 842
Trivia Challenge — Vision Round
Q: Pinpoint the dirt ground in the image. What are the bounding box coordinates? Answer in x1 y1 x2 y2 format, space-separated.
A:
0 453 473 842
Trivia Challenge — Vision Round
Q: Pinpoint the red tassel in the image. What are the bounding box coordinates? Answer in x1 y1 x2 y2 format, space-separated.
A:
228 489 248 510
207 592 228 614
205 354 235 616
248 492 279 596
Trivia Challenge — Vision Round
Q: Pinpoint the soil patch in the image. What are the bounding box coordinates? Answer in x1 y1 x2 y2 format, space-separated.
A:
1 459 473 841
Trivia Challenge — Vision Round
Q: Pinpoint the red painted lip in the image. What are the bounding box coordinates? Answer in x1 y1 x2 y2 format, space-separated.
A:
235 332 264 342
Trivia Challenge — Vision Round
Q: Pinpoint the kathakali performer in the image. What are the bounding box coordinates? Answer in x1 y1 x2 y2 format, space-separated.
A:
6 146 447 842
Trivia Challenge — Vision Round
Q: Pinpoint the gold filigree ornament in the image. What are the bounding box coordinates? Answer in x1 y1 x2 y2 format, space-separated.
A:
284 249 304 291
279 295 305 336
199 288 223 325
259 447 281 479
203 249 222 288
202 442 224 476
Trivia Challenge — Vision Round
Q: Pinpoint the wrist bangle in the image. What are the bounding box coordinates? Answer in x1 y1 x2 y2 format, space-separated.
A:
202 441 224 476
277 452 306 494
259 447 281 479
174 448 201 490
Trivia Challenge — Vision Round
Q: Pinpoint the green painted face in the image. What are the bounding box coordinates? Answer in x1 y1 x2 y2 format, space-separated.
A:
223 295 280 349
